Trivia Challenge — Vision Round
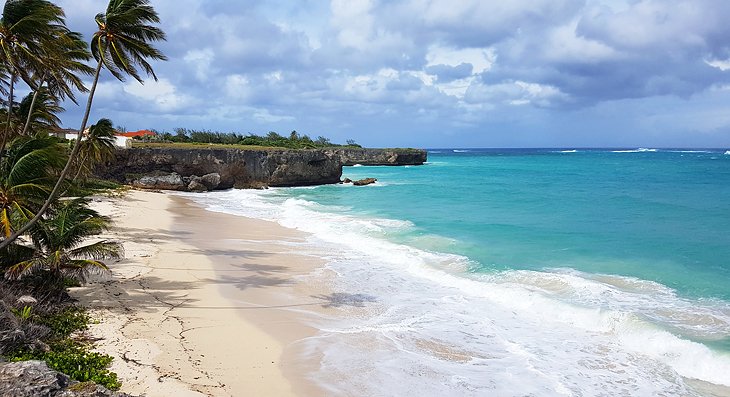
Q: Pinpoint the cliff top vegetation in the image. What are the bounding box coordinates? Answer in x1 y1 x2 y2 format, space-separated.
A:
131 128 361 150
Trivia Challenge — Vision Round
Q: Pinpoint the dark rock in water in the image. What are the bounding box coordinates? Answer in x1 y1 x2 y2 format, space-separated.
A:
200 173 221 190
132 172 185 191
342 178 352 184
353 177 377 186
187 179 207 192
0 360 133 397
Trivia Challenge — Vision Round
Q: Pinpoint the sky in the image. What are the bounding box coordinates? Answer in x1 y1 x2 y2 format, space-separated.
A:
43 0 730 148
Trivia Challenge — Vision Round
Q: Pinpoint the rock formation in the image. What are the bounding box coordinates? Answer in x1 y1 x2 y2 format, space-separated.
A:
353 177 377 186
0 360 133 397
99 147 426 191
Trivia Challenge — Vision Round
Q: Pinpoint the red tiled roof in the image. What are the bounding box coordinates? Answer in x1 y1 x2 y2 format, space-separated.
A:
116 129 156 138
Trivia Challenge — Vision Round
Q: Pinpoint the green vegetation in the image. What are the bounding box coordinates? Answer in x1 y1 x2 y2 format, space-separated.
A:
3 300 120 390
0 0 168 391
138 128 362 150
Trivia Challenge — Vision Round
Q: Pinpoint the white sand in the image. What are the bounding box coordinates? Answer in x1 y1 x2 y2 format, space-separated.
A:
72 190 326 396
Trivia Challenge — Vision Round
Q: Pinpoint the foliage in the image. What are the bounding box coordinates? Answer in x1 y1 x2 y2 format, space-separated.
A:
91 0 167 83
37 305 89 338
0 135 67 238
5 197 123 281
74 118 117 181
16 89 64 134
10 305 33 322
140 128 361 149
1 279 120 390
8 341 120 390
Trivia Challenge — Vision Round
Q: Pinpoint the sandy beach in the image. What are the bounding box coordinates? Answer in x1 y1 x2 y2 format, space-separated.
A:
72 189 330 396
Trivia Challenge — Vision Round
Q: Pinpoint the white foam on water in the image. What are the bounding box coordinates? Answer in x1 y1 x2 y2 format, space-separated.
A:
611 148 659 153
558 149 578 153
182 189 730 396
452 149 470 153
724 150 730 155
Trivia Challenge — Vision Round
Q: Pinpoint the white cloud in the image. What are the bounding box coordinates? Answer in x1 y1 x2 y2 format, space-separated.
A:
122 78 193 112
183 49 215 82
224 74 251 100
706 58 730 71
331 0 374 50
425 45 496 74
465 80 568 107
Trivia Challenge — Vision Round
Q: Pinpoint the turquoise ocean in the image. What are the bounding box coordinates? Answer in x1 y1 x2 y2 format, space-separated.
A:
185 148 730 396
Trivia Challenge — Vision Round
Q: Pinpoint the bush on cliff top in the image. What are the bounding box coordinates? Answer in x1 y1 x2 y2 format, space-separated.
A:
136 128 362 149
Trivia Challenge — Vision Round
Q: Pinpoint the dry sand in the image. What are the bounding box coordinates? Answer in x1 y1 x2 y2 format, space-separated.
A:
72 189 331 396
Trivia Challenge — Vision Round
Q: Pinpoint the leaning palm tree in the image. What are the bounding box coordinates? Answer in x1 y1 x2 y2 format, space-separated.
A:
20 30 93 136
5 197 122 282
0 0 67 149
0 0 166 250
73 118 117 181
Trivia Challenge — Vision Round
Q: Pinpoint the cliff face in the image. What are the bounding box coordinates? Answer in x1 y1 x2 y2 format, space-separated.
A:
99 147 427 190
101 147 342 189
329 148 427 166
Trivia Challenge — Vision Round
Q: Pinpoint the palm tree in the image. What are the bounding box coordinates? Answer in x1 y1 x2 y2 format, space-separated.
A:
73 118 117 181
0 0 67 149
17 89 64 135
4 197 122 282
0 0 166 250
20 30 93 136
0 135 66 238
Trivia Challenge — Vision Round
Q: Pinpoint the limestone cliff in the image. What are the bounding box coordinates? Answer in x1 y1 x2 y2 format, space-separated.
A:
328 148 427 166
99 147 426 190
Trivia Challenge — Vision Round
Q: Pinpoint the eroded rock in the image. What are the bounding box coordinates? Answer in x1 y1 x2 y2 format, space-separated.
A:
353 178 377 186
132 172 185 191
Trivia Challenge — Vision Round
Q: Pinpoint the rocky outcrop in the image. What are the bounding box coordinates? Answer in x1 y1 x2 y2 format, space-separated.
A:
329 148 427 166
352 178 377 186
131 171 186 191
99 147 426 191
0 361 133 397
100 148 343 190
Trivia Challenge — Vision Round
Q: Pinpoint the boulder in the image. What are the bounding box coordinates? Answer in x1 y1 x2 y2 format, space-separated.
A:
0 360 135 396
187 179 207 192
200 173 221 190
132 172 185 191
342 178 352 184
0 360 69 397
353 177 377 186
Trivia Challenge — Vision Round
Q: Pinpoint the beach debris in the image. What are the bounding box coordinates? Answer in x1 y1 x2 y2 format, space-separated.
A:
353 177 377 186
16 296 37 305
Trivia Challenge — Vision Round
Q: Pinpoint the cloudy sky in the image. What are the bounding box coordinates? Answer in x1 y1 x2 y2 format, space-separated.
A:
48 0 730 148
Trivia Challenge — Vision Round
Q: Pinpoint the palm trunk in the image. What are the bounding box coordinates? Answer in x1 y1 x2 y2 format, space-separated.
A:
72 150 90 182
0 60 103 250
0 71 16 153
21 74 47 136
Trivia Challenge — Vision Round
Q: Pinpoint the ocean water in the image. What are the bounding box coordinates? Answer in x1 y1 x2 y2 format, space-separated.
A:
184 148 730 396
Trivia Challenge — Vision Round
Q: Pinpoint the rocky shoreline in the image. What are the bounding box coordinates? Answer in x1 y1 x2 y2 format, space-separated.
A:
99 147 425 191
